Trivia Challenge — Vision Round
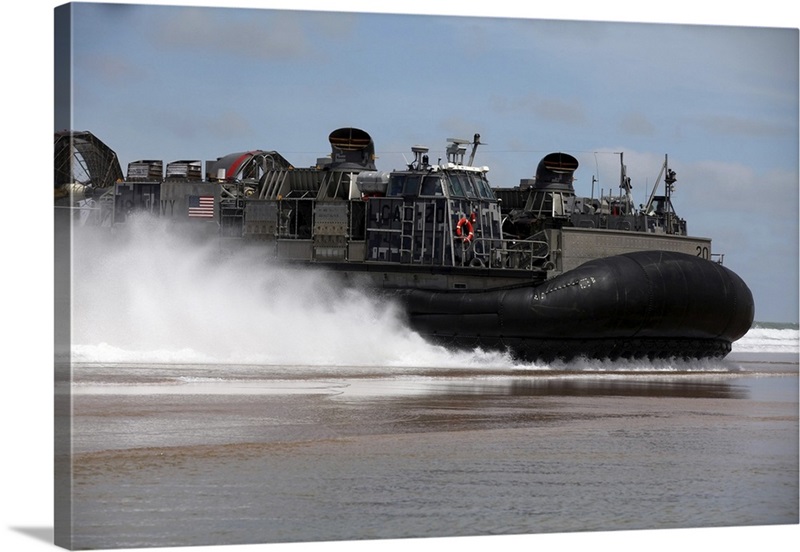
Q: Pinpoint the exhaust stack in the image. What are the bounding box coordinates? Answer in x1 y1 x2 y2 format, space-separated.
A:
328 127 376 170
534 152 579 192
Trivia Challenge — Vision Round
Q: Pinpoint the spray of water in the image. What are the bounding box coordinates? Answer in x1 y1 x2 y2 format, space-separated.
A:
70 216 520 368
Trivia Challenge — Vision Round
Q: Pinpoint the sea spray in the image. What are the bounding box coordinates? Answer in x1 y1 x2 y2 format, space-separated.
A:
70 215 519 368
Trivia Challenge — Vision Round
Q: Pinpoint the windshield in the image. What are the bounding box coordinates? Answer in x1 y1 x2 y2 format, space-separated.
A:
420 175 443 196
470 173 494 199
446 173 465 197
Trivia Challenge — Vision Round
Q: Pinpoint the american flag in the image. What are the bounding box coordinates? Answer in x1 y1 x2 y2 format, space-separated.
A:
188 195 214 218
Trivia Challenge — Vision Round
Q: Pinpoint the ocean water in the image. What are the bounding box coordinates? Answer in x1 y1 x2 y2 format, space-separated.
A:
62 221 799 550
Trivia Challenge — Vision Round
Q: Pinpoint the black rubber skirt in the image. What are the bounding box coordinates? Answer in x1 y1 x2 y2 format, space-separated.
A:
391 250 755 361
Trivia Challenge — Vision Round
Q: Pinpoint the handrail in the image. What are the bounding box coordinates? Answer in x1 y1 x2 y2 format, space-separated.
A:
465 236 551 270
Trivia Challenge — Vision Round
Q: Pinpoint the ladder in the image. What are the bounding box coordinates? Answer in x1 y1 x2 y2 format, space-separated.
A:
399 202 417 263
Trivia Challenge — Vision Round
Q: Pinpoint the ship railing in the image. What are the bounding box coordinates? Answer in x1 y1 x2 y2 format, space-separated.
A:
466 237 550 271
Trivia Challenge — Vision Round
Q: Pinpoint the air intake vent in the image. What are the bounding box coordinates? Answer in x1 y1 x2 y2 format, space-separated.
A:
328 127 376 170
534 152 579 192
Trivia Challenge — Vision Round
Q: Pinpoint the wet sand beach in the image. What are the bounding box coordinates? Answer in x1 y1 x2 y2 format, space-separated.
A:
64 354 799 550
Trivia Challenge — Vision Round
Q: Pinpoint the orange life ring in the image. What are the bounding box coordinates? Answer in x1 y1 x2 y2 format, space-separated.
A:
455 217 474 243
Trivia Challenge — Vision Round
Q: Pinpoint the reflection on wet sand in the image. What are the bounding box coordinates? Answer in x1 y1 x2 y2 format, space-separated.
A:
333 376 751 401
66 359 798 549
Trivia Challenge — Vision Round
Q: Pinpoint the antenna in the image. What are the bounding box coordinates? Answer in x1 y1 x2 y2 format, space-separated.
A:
468 133 484 166
410 145 429 170
445 134 484 166
618 152 633 214
445 137 469 165
644 154 669 213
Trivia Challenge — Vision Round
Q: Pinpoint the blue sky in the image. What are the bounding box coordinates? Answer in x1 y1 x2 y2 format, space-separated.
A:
54 1 800 323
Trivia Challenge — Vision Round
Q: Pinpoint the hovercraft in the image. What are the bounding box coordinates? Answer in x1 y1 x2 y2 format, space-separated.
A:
63 127 755 360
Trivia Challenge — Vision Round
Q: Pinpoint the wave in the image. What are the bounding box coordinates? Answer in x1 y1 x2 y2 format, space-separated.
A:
732 326 799 354
751 321 799 331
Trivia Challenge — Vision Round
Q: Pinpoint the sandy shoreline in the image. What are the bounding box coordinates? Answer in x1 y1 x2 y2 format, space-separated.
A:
61 357 799 549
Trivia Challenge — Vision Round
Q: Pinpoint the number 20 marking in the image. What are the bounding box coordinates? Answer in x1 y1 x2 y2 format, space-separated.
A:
696 245 710 259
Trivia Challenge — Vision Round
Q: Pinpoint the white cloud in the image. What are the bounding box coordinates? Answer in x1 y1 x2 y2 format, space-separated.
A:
149 7 329 61
491 93 587 125
695 114 795 139
83 53 148 86
681 160 798 217
619 112 657 136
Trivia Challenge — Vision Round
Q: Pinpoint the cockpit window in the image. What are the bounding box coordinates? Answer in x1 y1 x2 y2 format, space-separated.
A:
388 175 405 196
403 175 421 196
470 173 494 199
459 174 478 198
446 173 465 197
420 175 443 196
